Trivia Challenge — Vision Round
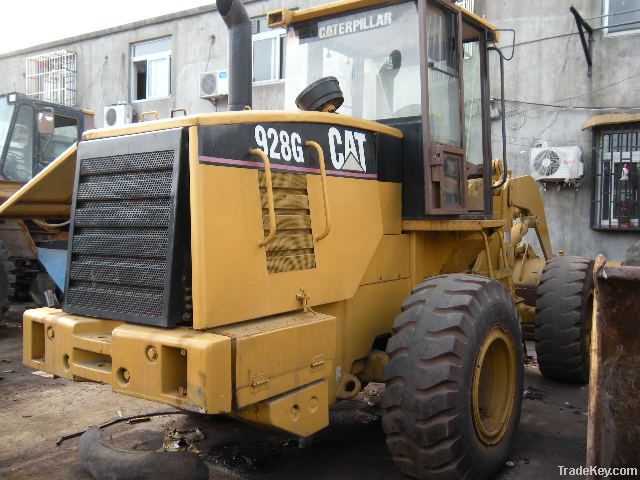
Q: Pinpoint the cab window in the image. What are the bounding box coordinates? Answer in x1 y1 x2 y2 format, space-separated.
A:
3 105 34 182
284 1 421 120
426 2 462 148
39 114 79 169
462 21 488 212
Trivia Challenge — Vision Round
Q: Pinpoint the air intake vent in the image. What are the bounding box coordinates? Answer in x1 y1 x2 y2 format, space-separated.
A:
64 128 189 328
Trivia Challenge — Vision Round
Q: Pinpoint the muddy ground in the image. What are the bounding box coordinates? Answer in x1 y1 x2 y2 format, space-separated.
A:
0 311 588 480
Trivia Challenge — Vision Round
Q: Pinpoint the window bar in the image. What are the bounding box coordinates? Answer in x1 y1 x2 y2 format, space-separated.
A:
607 133 612 228
592 128 600 228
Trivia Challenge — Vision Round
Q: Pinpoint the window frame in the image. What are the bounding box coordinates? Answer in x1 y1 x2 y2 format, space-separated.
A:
602 0 640 37
130 37 173 102
591 123 640 230
252 18 286 85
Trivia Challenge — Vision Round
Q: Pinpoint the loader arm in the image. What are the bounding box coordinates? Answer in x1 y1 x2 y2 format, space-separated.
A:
0 143 76 219
503 175 553 260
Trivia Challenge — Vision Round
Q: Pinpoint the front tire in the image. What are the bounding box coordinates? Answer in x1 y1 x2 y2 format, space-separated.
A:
382 274 523 479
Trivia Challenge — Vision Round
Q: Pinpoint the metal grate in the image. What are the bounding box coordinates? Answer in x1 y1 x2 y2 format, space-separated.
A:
66 282 164 318
25 50 77 107
64 134 186 326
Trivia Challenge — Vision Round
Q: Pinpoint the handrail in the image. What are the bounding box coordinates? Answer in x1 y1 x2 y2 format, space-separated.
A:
305 141 331 241
250 148 277 246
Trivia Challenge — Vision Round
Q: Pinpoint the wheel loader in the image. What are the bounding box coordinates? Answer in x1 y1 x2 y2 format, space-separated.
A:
2 0 594 478
0 92 93 317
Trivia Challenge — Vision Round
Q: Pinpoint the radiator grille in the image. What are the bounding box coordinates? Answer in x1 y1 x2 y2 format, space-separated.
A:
64 129 186 327
259 171 316 274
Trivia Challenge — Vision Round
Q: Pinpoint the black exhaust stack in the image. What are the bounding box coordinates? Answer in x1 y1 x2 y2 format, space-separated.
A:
217 0 252 111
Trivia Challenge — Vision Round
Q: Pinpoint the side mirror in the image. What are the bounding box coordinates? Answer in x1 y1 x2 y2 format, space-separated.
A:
36 109 55 135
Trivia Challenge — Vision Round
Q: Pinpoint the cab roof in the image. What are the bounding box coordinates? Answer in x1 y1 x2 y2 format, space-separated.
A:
268 0 500 42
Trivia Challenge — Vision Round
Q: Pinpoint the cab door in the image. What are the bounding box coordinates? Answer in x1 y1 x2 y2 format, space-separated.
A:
422 0 467 214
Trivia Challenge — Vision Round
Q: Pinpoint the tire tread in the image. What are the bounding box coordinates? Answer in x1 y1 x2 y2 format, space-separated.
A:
534 255 593 383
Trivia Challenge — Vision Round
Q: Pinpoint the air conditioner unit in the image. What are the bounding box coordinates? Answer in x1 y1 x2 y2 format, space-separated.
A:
200 70 229 99
103 104 132 127
530 146 584 182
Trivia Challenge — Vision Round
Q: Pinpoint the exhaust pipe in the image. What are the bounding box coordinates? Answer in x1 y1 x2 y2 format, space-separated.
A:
217 0 252 111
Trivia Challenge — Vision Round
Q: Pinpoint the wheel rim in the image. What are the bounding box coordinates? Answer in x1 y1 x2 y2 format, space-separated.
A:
472 327 517 446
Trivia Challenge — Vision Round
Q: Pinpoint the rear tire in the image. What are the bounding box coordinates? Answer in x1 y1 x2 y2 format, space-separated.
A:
534 256 594 384
382 274 523 479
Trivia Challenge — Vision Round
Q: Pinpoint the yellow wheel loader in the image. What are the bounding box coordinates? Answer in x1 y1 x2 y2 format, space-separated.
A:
2 0 594 478
0 93 93 317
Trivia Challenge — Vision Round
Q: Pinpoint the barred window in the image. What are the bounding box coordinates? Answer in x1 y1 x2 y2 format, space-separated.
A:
592 124 640 230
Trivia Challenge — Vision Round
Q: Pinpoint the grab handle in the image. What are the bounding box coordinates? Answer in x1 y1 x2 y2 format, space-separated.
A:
250 148 277 247
305 141 331 241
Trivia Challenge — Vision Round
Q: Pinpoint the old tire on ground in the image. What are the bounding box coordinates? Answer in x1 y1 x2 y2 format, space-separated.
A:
534 256 594 384
382 274 523 479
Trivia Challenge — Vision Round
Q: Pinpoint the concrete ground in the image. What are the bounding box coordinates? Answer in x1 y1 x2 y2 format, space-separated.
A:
0 312 588 480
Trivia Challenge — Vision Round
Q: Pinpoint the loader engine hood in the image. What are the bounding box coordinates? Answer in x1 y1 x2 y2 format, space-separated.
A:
59 113 402 328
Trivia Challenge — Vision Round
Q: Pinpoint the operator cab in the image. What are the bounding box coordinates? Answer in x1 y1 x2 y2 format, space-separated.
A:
0 93 92 184
270 0 498 218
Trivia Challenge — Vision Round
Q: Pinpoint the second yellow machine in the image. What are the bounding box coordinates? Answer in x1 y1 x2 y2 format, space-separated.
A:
6 0 594 478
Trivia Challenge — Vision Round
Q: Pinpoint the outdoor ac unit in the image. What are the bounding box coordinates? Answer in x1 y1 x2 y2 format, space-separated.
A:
530 146 584 182
200 70 229 99
103 104 132 127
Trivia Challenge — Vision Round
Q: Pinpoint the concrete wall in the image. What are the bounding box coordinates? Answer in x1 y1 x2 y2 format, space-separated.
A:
477 0 640 261
1 0 637 260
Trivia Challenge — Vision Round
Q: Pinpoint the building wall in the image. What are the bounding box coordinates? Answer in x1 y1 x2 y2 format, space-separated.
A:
0 0 637 261
478 0 640 261
0 0 309 123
